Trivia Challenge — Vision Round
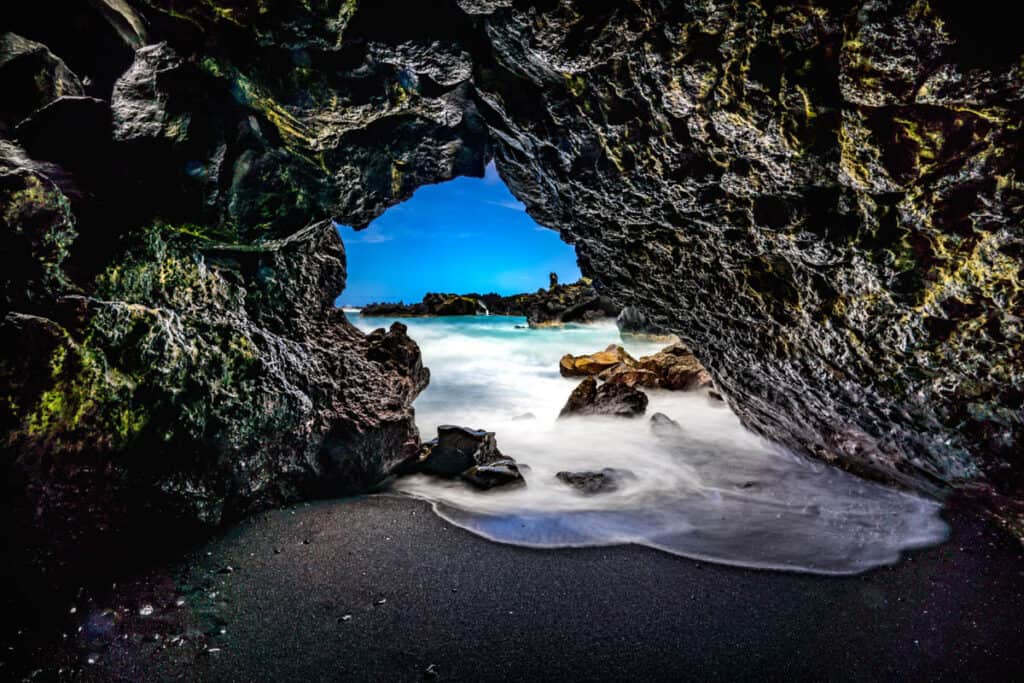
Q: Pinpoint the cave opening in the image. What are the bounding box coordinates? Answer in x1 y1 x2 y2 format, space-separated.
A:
327 165 948 576
334 161 581 310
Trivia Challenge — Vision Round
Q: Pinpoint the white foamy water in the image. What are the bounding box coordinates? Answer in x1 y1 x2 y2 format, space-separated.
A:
354 315 949 574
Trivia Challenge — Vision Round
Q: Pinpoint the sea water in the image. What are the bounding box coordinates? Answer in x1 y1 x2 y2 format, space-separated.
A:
353 315 949 575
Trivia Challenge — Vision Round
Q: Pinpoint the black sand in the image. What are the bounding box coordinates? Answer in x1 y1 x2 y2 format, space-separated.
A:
10 494 1024 682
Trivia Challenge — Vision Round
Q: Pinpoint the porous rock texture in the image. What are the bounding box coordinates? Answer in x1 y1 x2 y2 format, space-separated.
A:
1 0 1022 565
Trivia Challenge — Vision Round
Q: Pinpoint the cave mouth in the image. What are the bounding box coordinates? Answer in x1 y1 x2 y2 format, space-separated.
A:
335 166 949 576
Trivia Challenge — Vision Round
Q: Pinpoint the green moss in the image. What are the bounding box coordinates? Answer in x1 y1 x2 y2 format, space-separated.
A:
564 73 586 98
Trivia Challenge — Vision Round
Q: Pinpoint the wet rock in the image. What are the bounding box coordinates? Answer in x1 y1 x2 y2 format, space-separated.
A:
617 307 675 343
650 413 683 436
555 468 637 495
638 345 713 392
408 425 526 489
462 460 526 490
415 426 505 477
597 364 662 389
560 344 637 377
559 377 648 419
526 279 620 328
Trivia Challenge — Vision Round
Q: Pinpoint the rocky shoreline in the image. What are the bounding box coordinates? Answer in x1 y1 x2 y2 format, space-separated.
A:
359 273 621 328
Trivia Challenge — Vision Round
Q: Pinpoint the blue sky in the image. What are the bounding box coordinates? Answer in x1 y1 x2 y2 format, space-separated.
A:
334 162 581 306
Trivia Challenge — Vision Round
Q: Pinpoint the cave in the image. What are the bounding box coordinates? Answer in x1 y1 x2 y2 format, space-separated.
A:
1 0 1022 678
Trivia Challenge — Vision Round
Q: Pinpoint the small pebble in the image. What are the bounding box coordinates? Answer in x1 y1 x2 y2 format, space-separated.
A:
218 565 235 575
374 598 387 606
138 604 154 617
339 614 353 623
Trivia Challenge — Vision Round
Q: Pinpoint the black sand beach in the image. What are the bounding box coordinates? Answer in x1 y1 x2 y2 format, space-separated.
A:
10 494 1023 682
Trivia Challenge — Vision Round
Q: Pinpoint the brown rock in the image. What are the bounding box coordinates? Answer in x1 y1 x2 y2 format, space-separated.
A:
637 344 712 391
559 344 637 377
558 377 648 419
597 364 662 389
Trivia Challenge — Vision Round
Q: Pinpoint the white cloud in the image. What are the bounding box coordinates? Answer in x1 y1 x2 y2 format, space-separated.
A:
353 231 394 244
485 199 527 212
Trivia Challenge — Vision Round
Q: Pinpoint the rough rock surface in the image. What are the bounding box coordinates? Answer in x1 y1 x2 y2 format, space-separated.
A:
559 377 649 419
560 344 636 377
408 425 524 489
556 468 637 495
360 276 617 323
1 0 1022 555
637 344 714 391
616 306 675 342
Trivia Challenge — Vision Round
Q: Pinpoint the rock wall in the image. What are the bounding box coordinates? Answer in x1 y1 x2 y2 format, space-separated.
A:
1 0 1021 559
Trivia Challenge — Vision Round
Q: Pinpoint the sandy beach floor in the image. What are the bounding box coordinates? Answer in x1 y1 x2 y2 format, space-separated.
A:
6 493 1024 681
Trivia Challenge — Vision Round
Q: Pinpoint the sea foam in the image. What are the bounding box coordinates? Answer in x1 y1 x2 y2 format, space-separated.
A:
355 315 949 575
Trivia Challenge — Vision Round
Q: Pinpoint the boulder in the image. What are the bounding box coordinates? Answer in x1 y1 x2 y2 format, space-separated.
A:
637 344 713 391
409 425 525 489
462 460 526 490
559 344 637 377
616 306 676 342
555 468 637 494
597 364 662 389
558 377 648 419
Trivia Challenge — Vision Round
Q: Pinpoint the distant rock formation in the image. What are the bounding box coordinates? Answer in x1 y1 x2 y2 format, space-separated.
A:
359 276 621 327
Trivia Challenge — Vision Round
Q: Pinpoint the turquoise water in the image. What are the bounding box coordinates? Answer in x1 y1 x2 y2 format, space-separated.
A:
353 314 949 575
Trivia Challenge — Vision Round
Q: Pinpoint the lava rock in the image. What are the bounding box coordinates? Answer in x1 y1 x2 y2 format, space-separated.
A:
461 460 526 490
559 377 649 419
560 344 637 377
408 426 525 489
637 345 713 392
415 425 506 477
616 306 675 342
555 468 637 494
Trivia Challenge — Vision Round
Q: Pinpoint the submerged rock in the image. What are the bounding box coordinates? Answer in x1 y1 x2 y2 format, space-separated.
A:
462 460 526 490
555 468 637 495
649 413 683 436
559 377 649 419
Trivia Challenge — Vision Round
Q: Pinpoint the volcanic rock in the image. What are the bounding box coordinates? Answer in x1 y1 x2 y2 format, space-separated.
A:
555 468 637 495
559 377 649 419
638 345 713 392
560 344 637 377
410 425 525 489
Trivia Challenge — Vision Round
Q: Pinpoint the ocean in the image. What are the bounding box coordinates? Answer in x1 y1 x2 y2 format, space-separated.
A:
353 314 949 574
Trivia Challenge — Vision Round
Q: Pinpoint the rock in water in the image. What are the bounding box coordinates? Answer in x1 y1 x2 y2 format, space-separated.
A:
559 344 637 377
649 413 683 436
637 345 713 392
462 461 526 490
410 426 525 489
555 468 637 495
616 307 675 342
559 377 649 419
